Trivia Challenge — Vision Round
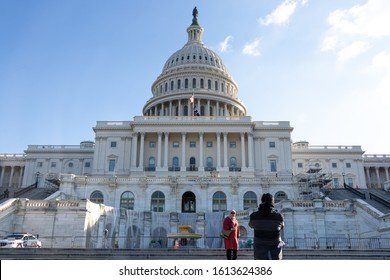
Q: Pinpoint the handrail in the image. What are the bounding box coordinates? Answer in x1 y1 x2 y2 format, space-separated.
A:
369 193 390 208
13 183 37 197
344 183 366 199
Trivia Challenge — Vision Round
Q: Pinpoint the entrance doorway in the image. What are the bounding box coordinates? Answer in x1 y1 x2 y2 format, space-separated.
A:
182 191 196 213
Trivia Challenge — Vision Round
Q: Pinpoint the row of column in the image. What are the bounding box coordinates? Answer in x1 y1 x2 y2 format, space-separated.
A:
130 132 254 170
0 166 24 188
364 166 390 187
146 98 243 117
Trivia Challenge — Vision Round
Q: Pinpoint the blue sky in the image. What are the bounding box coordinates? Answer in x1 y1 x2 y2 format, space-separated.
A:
0 0 389 154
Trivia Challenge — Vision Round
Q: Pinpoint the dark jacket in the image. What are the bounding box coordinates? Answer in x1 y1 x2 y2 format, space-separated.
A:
249 203 284 245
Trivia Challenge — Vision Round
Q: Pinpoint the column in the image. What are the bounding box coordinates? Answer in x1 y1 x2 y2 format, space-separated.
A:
216 102 220 117
157 132 162 168
199 132 204 169
248 133 254 169
207 99 210 116
18 166 24 188
224 104 228 116
240 133 246 169
0 167 5 187
216 132 221 168
139 133 145 169
260 138 266 175
178 100 182 116
365 167 371 187
8 166 15 188
375 167 381 188
164 132 169 169
385 168 389 181
169 101 172 116
181 133 186 170
131 133 138 169
279 138 285 171
223 133 228 168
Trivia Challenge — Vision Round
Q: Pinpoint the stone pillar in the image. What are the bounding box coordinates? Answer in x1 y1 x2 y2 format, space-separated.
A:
131 133 138 169
199 132 204 170
376 167 381 188
139 133 145 169
164 132 169 169
223 133 228 168
207 99 210 116
240 133 246 169
216 132 221 168
248 133 254 169
157 132 162 168
8 166 14 188
365 167 371 187
181 133 186 170
0 167 5 187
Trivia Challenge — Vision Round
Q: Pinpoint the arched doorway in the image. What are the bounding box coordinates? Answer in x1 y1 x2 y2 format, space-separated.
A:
182 191 196 213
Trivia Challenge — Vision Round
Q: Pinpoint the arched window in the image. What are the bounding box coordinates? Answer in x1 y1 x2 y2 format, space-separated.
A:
172 157 179 171
90 191 104 204
274 191 288 203
189 157 196 171
148 157 155 171
206 157 213 171
212 191 227 212
177 79 181 89
200 78 204 88
165 82 168 92
192 78 196 88
185 79 189 89
243 191 257 210
208 79 211 89
215 81 218 91
170 81 174 91
151 191 165 212
120 191 135 210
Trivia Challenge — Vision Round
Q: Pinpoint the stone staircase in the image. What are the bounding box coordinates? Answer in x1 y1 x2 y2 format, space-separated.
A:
1 248 389 260
324 188 390 214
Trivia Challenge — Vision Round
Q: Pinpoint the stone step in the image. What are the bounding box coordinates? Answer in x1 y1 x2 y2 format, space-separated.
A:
1 248 389 260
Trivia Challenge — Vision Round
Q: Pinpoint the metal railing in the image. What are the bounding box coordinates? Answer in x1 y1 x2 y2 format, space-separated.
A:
16 235 390 250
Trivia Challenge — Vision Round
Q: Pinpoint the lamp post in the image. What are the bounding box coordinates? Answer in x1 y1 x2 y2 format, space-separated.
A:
35 172 40 187
342 172 345 187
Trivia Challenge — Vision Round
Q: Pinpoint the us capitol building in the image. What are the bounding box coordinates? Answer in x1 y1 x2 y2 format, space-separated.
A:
1 8 389 249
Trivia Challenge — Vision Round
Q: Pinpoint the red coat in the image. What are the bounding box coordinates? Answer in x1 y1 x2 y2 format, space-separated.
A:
223 216 240 250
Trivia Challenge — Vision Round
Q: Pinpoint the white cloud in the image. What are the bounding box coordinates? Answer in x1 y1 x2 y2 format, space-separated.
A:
242 38 261 56
259 0 307 26
327 0 390 38
337 41 370 62
321 0 390 62
218 36 233 53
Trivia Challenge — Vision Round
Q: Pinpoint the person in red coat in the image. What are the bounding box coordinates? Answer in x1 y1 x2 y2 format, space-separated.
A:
223 209 240 260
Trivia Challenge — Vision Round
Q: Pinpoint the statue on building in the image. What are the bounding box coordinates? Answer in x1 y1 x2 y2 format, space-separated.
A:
192 6 199 25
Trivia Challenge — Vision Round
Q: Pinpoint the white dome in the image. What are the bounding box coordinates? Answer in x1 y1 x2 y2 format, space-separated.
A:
144 8 247 117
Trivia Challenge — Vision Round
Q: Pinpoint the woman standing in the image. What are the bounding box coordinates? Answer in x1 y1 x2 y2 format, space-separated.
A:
223 209 240 260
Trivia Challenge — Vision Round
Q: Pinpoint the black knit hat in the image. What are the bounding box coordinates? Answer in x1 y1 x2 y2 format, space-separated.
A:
261 193 274 204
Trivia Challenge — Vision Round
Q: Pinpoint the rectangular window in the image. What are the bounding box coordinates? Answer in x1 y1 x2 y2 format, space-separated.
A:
110 141 117 148
189 141 196 148
346 162 352 168
347 178 353 187
332 162 337 168
51 162 56 168
37 162 43 167
333 178 340 187
270 160 277 172
297 162 303 168
108 159 116 172
85 162 91 168
173 141 179 148
269 141 276 148
149 141 156 148
230 141 236 148
206 141 213 148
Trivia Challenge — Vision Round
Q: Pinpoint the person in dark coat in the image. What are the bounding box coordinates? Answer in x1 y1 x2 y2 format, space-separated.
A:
223 209 240 260
249 193 284 260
